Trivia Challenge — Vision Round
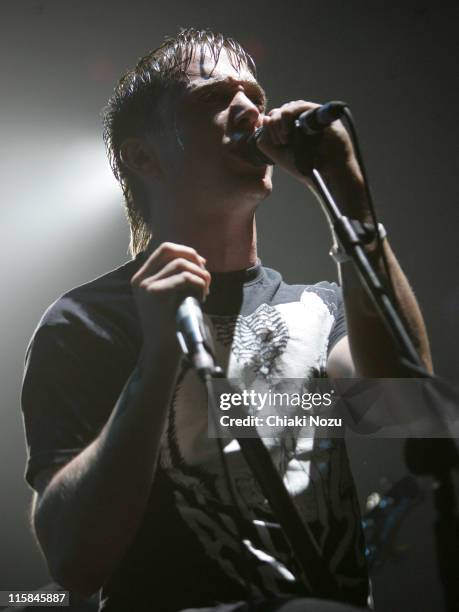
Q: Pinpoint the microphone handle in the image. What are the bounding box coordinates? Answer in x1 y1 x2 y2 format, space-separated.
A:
176 296 207 346
296 100 347 135
176 296 215 375
247 100 347 166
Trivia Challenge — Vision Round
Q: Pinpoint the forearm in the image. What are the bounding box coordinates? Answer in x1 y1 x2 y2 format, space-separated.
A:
34 346 180 595
339 238 433 376
320 158 433 376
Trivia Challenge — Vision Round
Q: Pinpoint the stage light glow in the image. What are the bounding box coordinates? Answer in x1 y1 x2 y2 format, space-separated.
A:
1 131 124 256
18 138 121 224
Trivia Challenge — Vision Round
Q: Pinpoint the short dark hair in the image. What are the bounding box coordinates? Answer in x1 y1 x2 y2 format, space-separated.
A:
103 27 257 256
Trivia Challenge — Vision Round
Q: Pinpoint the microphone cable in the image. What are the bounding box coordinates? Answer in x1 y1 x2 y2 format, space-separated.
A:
340 105 397 304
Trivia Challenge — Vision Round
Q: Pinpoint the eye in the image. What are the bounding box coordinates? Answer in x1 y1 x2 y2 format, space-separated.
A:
246 86 266 111
251 97 265 111
198 88 233 108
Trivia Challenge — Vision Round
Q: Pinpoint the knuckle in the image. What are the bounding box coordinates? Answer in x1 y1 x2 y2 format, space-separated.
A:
174 257 187 269
160 241 176 253
181 271 193 282
138 279 151 291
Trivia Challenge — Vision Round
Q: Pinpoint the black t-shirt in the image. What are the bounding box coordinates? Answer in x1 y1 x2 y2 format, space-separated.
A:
22 257 368 611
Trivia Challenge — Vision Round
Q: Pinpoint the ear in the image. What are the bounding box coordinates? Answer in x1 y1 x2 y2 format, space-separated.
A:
119 138 163 179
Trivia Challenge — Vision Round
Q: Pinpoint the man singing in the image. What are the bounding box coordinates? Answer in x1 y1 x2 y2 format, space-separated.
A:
22 28 432 612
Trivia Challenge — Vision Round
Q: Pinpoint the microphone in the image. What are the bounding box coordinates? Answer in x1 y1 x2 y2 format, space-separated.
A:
176 296 215 376
241 100 347 166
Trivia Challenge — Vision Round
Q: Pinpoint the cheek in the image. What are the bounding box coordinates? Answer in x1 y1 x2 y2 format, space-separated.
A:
182 105 221 131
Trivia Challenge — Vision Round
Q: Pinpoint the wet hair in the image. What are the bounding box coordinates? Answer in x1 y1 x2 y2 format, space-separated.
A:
102 27 256 256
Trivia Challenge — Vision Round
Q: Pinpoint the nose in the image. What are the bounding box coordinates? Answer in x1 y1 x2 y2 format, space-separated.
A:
230 90 262 133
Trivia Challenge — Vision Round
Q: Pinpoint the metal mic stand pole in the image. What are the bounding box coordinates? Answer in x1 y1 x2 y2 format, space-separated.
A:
309 168 425 372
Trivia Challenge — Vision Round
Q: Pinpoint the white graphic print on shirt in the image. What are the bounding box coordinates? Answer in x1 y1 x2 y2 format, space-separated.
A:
158 290 363 595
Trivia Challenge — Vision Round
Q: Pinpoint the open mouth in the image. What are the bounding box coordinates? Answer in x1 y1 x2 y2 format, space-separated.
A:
229 130 271 167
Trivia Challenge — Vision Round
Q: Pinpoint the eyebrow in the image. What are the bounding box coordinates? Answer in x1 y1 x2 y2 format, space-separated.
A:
187 77 268 107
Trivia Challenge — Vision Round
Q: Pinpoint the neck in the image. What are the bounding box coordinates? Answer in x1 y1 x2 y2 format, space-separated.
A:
147 207 258 273
145 181 263 272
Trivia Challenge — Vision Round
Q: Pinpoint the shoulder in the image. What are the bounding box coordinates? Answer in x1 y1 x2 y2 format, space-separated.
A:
27 256 143 360
44 256 140 322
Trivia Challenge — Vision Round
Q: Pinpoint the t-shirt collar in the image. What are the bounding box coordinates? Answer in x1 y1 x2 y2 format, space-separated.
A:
208 258 263 287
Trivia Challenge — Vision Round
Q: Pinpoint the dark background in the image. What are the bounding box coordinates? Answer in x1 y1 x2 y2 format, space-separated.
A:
1 1 458 610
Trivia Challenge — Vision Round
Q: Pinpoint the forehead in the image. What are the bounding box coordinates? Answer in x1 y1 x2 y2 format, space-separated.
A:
184 46 259 90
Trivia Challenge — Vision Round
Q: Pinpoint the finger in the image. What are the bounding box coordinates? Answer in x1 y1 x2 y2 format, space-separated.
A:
277 102 302 142
150 242 206 273
267 101 322 145
280 101 320 143
147 271 208 301
279 102 307 142
132 242 206 283
265 109 283 145
148 258 211 290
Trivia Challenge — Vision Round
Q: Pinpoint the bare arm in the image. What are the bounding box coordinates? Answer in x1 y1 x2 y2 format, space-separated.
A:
33 348 179 596
32 243 211 596
330 238 433 377
323 149 433 377
257 100 433 377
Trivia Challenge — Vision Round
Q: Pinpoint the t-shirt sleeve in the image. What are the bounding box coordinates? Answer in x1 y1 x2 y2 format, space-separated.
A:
307 280 348 357
21 303 131 491
327 284 347 355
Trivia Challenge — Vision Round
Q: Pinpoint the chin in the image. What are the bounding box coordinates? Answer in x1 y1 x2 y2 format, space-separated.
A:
209 164 273 207
261 171 273 194
236 163 273 195
247 169 273 199
256 178 273 201
226 177 269 207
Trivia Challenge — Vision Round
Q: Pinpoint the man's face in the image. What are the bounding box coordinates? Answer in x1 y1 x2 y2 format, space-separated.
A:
160 47 273 208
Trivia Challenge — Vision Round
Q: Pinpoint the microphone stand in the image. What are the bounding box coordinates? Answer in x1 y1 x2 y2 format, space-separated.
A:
309 169 426 370
305 165 459 611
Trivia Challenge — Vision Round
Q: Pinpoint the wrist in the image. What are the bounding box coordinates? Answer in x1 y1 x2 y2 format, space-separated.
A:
138 337 182 376
330 220 387 264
